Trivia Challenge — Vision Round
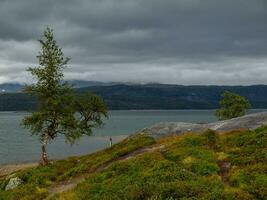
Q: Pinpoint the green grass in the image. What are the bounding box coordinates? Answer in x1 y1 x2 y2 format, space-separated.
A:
0 133 155 200
53 128 267 200
1 127 266 200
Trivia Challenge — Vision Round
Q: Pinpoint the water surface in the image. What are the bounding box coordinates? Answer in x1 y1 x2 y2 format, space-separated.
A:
0 110 265 164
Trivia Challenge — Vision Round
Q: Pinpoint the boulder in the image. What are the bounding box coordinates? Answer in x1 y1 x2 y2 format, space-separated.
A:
145 122 205 139
5 177 23 190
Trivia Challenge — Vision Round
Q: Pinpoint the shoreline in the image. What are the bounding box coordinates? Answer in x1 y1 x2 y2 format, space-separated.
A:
0 162 38 176
0 135 128 176
1 109 267 112
0 135 128 166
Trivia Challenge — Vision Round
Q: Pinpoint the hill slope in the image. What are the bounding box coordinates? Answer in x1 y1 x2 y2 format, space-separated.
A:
78 84 267 109
2 84 267 110
0 126 266 199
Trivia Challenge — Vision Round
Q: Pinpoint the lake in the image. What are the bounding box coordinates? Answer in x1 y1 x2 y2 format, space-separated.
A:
0 109 265 164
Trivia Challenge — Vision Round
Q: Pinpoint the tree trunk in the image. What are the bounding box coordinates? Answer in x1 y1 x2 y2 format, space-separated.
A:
39 134 49 166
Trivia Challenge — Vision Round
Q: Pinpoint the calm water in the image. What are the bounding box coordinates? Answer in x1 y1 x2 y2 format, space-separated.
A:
0 110 265 164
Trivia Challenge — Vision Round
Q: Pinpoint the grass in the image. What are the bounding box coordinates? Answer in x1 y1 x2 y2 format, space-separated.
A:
0 127 266 200
0 133 155 200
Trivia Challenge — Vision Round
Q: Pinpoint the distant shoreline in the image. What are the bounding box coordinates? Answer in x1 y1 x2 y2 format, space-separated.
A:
0 162 38 176
2 84 267 110
0 108 267 113
0 135 128 167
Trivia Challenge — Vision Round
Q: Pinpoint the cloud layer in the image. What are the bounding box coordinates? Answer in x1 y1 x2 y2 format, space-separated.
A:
0 0 266 85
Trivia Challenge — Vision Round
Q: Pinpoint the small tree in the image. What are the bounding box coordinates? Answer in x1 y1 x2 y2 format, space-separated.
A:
215 91 251 120
23 27 108 165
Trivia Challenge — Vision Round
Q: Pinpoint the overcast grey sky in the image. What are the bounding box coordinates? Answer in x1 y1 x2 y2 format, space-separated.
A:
0 0 266 85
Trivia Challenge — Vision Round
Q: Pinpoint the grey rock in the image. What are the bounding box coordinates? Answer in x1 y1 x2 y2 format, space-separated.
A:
207 112 267 132
146 112 267 139
145 122 205 139
5 177 23 190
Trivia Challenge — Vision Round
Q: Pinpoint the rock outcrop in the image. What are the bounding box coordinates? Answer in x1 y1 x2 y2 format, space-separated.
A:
146 112 267 139
5 177 23 190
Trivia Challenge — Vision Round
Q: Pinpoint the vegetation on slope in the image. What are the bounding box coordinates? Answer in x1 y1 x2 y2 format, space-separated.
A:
0 127 266 200
2 84 267 111
0 134 155 200
53 127 266 200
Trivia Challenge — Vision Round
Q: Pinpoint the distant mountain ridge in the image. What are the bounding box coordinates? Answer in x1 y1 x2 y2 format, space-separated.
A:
0 83 24 93
77 84 267 109
0 81 117 93
1 83 267 111
0 81 166 92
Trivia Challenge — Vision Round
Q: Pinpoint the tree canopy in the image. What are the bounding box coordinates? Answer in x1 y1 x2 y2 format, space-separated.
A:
215 91 251 120
22 27 108 165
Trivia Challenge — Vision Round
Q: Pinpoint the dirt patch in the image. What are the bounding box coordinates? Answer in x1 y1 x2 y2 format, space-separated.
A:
46 176 85 198
218 160 231 183
0 163 38 177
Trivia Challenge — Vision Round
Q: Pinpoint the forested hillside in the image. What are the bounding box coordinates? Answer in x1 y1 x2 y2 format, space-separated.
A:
1 84 267 111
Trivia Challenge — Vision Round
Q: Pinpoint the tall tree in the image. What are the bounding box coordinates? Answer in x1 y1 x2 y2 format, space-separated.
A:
23 27 108 165
215 91 251 120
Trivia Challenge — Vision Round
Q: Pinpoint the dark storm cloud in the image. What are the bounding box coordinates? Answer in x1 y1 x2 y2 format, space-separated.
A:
0 0 266 84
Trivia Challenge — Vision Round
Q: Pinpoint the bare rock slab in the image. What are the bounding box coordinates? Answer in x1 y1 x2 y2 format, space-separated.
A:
145 112 267 139
207 112 267 132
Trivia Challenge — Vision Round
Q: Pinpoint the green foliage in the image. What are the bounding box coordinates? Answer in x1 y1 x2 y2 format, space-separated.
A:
22 27 107 164
61 128 265 200
71 152 223 200
59 133 155 179
222 126 267 166
0 134 155 200
222 126 267 199
73 92 108 138
1 127 266 199
0 184 48 200
215 91 251 120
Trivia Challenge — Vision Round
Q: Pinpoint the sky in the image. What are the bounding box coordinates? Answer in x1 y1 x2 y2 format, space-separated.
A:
0 0 266 85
